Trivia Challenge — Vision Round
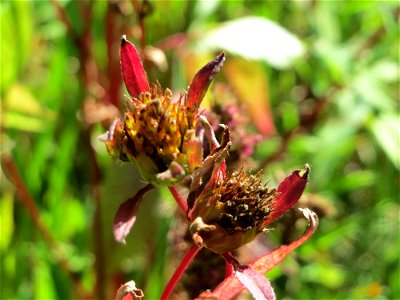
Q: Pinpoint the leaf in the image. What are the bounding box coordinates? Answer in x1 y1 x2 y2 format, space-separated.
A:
198 208 318 299
197 17 305 69
1 1 33 93
264 164 310 226
120 35 150 98
252 208 318 272
0 192 14 251
224 58 275 136
368 113 400 169
186 52 225 110
235 267 275 300
2 84 55 132
113 184 154 243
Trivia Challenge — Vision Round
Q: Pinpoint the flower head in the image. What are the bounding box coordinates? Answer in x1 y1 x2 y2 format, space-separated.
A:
188 148 310 254
100 36 225 185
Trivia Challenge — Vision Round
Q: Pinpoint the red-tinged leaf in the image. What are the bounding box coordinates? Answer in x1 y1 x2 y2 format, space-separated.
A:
263 164 310 226
224 57 276 137
186 52 225 110
252 208 318 273
120 35 149 98
235 267 275 300
197 208 318 300
113 184 154 243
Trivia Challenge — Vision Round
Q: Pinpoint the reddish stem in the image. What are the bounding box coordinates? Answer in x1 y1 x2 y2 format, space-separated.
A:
225 258 234 278
51 0 77 40
168 186 188 213
160 243 201 300
223 252 240 270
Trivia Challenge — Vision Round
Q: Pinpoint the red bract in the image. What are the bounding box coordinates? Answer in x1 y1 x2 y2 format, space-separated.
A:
264 165 310 226
187 52 226 110
120 35 149 98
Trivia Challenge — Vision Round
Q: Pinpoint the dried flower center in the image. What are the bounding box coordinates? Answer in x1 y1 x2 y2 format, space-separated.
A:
213 169 277 233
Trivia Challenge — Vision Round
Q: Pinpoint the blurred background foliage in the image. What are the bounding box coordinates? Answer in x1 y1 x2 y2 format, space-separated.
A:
1 0 399 299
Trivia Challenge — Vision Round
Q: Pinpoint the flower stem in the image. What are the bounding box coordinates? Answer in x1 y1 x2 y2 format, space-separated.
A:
160 243 201 300
168 186 188 213
225 254 234 278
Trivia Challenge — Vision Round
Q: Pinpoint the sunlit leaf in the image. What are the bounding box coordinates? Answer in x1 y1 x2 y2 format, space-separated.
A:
0 192 14 251
2 83 55 132
368 114 400 169
197 17 305 69
224 58 275 136
34 249 57 299
0 1 33 93
4 84 54 117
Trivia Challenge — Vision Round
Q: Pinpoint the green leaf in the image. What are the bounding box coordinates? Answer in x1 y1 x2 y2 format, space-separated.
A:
0 192 14 251
34 247 57 299
368 113 400 169
301 262 345 289
0 1 33 93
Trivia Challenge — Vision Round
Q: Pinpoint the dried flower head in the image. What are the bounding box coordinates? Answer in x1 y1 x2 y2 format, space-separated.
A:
188 150 310 254
100 36 225 185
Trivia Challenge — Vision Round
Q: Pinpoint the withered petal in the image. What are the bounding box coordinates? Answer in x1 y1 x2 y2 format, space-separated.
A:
187 52 225 110
115 280 144 300
263 164 310 226
120 35 150 98
189 125 231 195
235 267 275 300
113 184 154 243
